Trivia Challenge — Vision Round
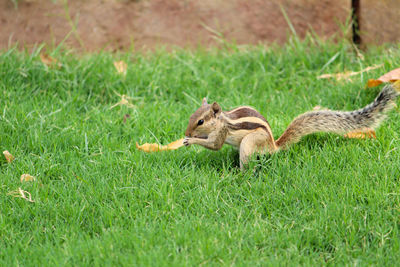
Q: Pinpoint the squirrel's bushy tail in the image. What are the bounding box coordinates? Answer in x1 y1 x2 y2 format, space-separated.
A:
276 83 400 148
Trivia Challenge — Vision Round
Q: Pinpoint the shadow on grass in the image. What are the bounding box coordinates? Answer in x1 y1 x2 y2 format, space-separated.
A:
245 132 377 177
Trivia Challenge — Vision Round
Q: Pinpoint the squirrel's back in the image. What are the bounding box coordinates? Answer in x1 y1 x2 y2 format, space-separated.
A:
276 83 400 148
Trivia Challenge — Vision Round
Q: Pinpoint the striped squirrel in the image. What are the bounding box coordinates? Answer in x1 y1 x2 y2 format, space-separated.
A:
184 83 400 169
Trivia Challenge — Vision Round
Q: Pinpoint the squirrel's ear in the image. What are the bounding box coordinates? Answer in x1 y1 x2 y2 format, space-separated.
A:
202 97 208 106
211 102 221 115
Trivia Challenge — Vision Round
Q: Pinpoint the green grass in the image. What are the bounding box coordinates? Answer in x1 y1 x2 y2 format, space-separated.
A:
1 39 400 266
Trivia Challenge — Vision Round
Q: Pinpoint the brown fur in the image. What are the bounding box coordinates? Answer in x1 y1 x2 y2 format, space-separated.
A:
276 84 399 148
185 105 211 137
225 106 269 123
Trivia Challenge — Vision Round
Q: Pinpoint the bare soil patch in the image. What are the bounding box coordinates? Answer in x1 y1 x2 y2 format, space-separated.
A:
0 0 352 51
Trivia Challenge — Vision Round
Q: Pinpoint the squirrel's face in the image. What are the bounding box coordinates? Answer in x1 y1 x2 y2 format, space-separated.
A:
185 98 221 138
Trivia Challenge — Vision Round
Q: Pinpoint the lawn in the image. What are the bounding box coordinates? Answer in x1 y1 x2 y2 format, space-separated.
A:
1 39 400 266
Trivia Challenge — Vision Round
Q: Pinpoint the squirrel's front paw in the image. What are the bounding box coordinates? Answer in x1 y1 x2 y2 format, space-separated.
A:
183 137 192 146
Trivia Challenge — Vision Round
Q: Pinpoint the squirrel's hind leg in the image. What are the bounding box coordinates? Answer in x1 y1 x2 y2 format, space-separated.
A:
239 129 277 169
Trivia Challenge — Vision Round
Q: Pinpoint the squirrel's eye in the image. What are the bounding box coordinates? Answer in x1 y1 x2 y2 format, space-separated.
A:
197 119 204 126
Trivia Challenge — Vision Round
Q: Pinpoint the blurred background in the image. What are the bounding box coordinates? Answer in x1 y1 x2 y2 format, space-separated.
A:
1 0 399 51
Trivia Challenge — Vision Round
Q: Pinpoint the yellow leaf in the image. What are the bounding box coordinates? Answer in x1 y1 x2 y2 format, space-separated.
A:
344 129 376 139
114 60 127 76
20 174 36 182
136 138 185 152
367 68 400 88
3 150 14 163
166 138 185 150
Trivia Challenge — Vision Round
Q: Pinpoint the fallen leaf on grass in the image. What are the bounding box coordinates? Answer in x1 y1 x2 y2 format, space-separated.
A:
114 60 127 76
136 138 185 152
7 188 35 203
344 129 376 139
3 150 14 163
367 68 400 87
312 106 330 111
20 174 36 182
318 64 383 82
40 53 61 68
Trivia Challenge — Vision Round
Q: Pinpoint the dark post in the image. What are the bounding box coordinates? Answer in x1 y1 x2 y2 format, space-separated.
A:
351 0 361 45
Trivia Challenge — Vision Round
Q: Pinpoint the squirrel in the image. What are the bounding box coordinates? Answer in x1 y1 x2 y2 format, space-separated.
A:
183 83 400 169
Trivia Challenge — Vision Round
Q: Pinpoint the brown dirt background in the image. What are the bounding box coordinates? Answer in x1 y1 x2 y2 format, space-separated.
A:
0 0 399 51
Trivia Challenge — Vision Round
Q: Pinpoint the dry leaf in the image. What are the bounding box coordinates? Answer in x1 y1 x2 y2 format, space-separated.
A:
136 138 185 152
312 105 322 111
114 60 127 76
7 188 35 203
344 129 376 139
367 68 400 87
318 64 383 82
3 150 14 163
312 106 330 111
20 174 36 182
40 53 61 68
165 138 185 150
